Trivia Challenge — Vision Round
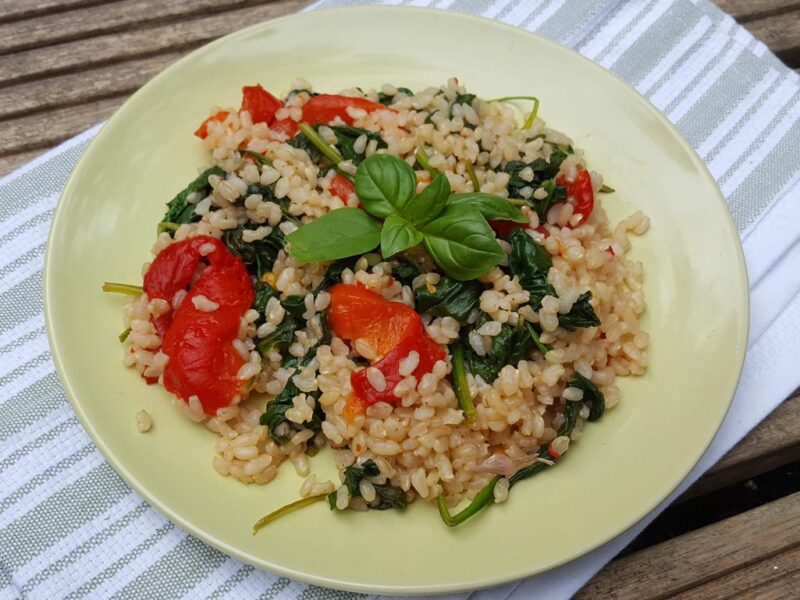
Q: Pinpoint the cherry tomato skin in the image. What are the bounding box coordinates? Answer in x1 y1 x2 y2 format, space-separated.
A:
557 168 594 224
194 111 229 139
143 236 255 414
350 322 445 406
270 117 299 138
240 84 283 125
329 174 355 202
301 94 390 126
489 219 528 238
327 284 419 355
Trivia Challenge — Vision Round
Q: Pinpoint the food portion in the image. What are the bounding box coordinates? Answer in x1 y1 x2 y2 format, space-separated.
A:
109 78 649 527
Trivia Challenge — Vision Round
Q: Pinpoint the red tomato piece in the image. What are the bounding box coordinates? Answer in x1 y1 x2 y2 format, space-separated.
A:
556 168 594 225
327 284 419 355
329 174 355 202
143 236 254 414
350 322 445 406
301 94 390 126
194 110 229 139
240 84 283 125
489 219 528 238
270 117 299 138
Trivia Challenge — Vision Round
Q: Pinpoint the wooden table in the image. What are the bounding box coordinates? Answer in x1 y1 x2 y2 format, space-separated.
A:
2 1 798 596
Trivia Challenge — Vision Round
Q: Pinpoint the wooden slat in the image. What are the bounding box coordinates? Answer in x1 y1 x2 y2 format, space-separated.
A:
670 545 800 599
0 0 288 55
685 391 800 498
0 0 110 25
577 491 800 599
0 148 48 177
0 95 122 157
738 12 800 64
0 0 311 87
714 0 800 22
0 51 184 120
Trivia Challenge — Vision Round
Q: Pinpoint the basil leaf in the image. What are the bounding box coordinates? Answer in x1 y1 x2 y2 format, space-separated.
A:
355 154 417 218
380 214 423 258
421 207 505 281
403 172 450 226
447 192 526 223
287 207 381 263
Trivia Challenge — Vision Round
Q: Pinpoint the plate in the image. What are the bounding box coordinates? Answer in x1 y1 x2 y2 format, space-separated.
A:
44 6 749 595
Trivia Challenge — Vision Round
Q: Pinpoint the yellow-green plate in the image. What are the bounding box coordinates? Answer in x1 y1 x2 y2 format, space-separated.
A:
45 6 749 595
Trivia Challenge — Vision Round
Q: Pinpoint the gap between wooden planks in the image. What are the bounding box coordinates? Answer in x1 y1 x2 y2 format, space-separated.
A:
577 490 800 599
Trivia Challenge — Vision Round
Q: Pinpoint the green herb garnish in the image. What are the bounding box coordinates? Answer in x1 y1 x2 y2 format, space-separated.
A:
287 154 521 281
102 282 143 296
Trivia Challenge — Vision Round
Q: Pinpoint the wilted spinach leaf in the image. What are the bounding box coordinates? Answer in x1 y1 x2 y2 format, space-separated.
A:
378 86 413 105
462 320 535 384
507 228 555 310
390 261 420 287
327 126 387 165
159 166 225 234
255 319 298 356
327 459 407 511
503 146 572 199
414 275 482 323
558 292 600 331
222 224 285 279
449 93 476 119
567 371 605 421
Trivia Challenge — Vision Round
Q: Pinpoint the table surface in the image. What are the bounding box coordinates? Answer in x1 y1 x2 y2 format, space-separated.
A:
2 0 799 597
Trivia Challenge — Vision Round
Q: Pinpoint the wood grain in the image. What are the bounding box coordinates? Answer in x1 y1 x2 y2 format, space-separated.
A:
684 390 800 498
0 0 311 86
0 0 111 25
741 12 800 62
715 0 800 21
0 0 293 55
576 491 800 599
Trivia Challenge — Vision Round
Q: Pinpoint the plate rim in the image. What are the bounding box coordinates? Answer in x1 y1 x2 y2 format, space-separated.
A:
44 5 750 594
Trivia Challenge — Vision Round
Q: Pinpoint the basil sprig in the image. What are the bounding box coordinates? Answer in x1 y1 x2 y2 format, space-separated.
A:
287 154 526 281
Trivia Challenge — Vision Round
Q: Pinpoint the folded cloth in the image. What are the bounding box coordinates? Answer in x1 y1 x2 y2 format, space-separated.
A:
2 0 800 598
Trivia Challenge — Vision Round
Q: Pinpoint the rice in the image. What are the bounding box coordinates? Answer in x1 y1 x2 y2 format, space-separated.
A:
119 78 649 511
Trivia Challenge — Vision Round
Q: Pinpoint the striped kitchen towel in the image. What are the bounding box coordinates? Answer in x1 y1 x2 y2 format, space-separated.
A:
2 0 800 598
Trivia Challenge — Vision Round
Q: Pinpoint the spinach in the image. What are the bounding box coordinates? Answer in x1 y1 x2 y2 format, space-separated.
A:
287 130 322 163
252 280 279 316
567 371 604 421
525 322 552 355
413 275 482 323
222 224 285 279
159 166 224 234
280 294 307 319
377 86 413 105
286 88 318 99
449 93 476 119
450 342 476 422
503 146 571 199
327 126 387 165
286 207 382 263
558 291 601 331
253 494 326 535
530 178 568 220
260 314 331 445
287 153 508 281
255 319 298 356
390 261 420 287
327 459 407 511
507 228 555 310
462 319 542 384
316 256 358 292
559 398 583 437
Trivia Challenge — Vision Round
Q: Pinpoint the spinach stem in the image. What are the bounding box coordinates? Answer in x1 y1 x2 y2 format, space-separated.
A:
297 123 353 182
599 184 615 193
252 494 327 534
451 343 476 423
242 150 273 166
488 96 540 130
465 161 480 192
437 475 501 526
118 327 132 343
525 323 552 355
102 282 144 296
415 149 439 177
